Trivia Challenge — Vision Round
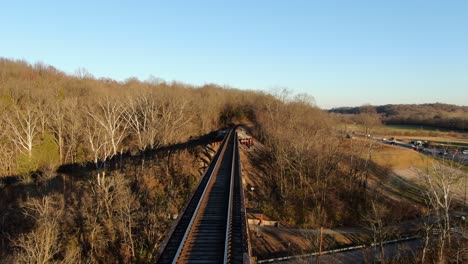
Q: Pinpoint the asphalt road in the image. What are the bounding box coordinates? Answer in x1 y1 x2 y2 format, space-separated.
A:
390 139 467 166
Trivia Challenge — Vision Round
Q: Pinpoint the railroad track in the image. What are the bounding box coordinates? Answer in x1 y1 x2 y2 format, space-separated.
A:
156 128 250 264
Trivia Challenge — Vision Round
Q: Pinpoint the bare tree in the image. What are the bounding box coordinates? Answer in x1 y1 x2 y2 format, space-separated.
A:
420 159 464 263
63 97 81 164
36 102 49 138
75 67 93 79
362 197 391 264
126 95 149 152
156 96 192 145
47 101 67 164
0 128 15 176
420 200 436 264
87 99 128 157
4 106 39 159
83 173 139 262
13 196 62 264
361 139 376 190
114 174 138 260
85 115 111 186
354 108 381 136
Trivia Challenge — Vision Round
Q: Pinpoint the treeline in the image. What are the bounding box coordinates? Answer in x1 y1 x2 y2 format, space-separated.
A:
330 103 468 131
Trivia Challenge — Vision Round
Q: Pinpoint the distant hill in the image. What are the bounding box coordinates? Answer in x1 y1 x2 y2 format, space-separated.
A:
330 103 468 131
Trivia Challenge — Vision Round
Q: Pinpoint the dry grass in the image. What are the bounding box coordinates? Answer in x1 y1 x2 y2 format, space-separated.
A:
347 137 431 170
341 124 468 142
371 144 430 170
366 139 468 203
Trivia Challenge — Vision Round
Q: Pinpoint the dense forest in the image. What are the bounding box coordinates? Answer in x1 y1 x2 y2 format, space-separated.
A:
0 58 265 178
0 58 464 262
330 104 468 131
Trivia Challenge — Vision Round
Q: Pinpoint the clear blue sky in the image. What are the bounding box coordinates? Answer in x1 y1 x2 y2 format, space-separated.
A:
1 0 467 109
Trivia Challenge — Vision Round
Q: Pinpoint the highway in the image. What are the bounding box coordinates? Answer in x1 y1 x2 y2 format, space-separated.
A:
351 132 468 166
388 139 467 165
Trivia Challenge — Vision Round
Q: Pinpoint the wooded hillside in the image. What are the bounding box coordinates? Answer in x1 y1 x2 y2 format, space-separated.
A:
0 58 273 262
0 58 267 177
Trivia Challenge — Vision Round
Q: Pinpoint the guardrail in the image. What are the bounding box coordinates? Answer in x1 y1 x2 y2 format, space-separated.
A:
236 131 252 264
257 236 420 263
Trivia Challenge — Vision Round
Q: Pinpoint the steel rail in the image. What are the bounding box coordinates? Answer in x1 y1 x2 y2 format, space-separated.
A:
236 132 251 264
156 129 232 263
224 132 237 262
171 129 233 263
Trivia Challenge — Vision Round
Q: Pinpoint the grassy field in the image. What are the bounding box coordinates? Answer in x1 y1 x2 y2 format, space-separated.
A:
371 143 430 170
355 138 467 205
385 124 466 133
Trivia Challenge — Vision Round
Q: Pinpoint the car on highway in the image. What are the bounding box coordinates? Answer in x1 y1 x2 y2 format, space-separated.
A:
463 150 468 155
437 150 449 156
